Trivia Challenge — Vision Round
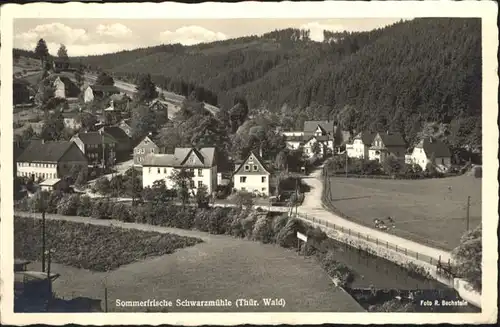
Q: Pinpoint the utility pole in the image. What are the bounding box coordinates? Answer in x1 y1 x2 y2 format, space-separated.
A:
41 208 46 272
345 152 348 177
466 196 470 231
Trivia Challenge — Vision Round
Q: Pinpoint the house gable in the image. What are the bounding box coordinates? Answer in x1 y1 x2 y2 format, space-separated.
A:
234 152 270 175
372 134 385 148
181 149 205 167
59 142 88 163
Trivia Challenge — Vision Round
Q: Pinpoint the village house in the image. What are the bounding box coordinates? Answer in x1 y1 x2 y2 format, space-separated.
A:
71 131 117 167
53 75 80 99
16 140 88 180
282 120 351 158
133 135 160 166
346 131 377 159
62 112 83 130
233 151 271 197
98 126 131 162
83 85 121 103
52 59 77 73
406 136 452 172
142 147 217 195
282 131 304 150
39 178 63 192
368 131 406 163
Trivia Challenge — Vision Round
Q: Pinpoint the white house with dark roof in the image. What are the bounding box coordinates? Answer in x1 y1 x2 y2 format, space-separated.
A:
368 132 406 163
233 151 271 196
346 131 377 159
407 136 452 172
282 120 351 158
142 147 217 194
16 140 88 180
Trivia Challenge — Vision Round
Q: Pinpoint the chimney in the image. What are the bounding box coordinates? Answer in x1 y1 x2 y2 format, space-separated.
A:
259 146 263 158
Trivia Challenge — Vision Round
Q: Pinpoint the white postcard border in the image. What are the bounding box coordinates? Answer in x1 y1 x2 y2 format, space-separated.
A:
1 1 498 325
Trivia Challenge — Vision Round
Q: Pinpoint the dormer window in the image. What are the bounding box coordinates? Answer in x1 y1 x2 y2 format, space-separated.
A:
253 165 258 171
244 165 250 171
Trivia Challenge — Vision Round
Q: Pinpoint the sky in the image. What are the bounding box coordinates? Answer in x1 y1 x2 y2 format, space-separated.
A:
13 18 406 56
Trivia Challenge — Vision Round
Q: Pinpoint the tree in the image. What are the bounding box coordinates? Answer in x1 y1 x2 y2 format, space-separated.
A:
35 79 55 107
311 141 322 157
75 169 88 187
169 169 194 206
57 44 68 59
231 190 254 209
95 72 115 86
383 155 404 175
275 150 288 171
452 224 482 292
40 111 66 141
74 65 85 88
136 74 158 103
77 112 98 130
195 184 210 208
93 177 111 195
34 39 49 66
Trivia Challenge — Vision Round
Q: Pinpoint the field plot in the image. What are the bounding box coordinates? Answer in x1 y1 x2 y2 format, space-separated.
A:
15 217 363 312
324 175 481 250
14 217 203 271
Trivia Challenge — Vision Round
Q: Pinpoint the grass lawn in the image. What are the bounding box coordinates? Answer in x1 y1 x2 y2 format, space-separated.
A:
324 175 481 251
14 217 203 271
17 219 364 312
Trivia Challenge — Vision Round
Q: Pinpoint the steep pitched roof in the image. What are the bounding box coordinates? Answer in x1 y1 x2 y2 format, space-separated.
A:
303 120 337 134
416 137 451 158
74 131 117 145
375 132 406 147
234 151 270 175
143 147 215 168
354 131 377 145
17 141 75 163
99 126 130 142
89 85 120 93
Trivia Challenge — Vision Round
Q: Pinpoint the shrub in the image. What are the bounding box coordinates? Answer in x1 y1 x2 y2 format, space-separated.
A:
77 195 93 217
241 212 258 239
275 218 301 248
271 214 289 236
111 203 133 222
93 177 111 194
320 251 354 287
252 215 274 244
56 194 81 216
91 200 111 219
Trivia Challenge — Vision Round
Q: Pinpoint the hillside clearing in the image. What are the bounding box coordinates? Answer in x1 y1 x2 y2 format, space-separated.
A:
324 175 481 250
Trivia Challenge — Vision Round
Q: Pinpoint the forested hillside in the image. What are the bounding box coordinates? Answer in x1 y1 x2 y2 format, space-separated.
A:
17 18 480 150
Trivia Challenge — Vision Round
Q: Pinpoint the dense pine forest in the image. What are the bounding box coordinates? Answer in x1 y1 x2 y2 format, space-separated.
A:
14 18 482 151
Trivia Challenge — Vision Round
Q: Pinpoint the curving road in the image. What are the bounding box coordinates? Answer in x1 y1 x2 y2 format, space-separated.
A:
84 74 219 116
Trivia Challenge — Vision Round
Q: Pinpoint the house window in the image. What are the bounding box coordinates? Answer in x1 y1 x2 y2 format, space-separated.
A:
189 180 195 188
157 168 160 174
198 169 203 177
198 181 203 188
244 165 250 171
241 187 246 191
253 165 258 171
148 167 151 173
151 149 155 153
441 158 445 165
262 188 266 192
164 168 167 174
240 176 247 183
261 176 266 183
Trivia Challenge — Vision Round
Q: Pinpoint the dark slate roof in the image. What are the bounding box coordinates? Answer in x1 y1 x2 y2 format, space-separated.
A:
99 126 130 142
354 131 377 145
74 131 117 145
416 137 451 158
143 147 215 168
90 85 120 93
305 135 330 143
303 120 337 134
377 132 406 147
284 135 305 142
17 141 74 163
234 151 270 175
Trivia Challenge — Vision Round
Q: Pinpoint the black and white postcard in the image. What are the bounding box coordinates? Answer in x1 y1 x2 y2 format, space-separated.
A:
0 1 498 325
